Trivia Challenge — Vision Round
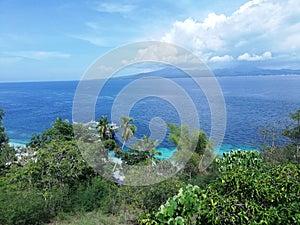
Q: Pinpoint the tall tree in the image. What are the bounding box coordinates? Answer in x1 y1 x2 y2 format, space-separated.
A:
0 109 15 171
42 117 74 143
167 123 213 173
283 109 300 163
283 109 300 145
119 116 136 150
131 135 161 165
96 115 109 141
0 109 8 146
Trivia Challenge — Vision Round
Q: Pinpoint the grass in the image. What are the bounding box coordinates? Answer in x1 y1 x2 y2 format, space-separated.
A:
48 209 137 225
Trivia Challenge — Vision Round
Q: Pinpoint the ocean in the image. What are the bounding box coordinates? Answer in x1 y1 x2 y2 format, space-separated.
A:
1 75 300 156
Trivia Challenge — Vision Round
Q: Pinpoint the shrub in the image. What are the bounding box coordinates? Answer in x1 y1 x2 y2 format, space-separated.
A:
140 151 300 224
103 139 118 150
0 189 51 225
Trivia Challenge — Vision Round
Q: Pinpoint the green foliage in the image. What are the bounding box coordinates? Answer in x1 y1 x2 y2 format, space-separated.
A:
10 140 95 190
73 123 98 143
65 176 117 213
96 115 115 141
43 117 74 142
116 135 161 166
0 109 15 171
260 109 300 164
103 139 118 150
167 124 209 156
115 178 186 215
28 117 74 147
0 144 15 171
167 124 214 177
283 109 300 145
0 188 53 225
119 116 137 149
141 150 300 224
0 109 9 145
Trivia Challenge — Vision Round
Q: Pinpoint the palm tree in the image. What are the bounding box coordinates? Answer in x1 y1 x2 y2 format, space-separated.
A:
131 135 161 165
96 115 109 141
119 116 136 150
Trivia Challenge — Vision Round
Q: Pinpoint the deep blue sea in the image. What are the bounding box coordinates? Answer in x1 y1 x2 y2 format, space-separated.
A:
1 75 299 155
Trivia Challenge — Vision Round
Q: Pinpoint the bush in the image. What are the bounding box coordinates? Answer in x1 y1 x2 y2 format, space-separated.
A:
0 189 51 225
69 177 117 213
103 139 118 150
140 151 300 224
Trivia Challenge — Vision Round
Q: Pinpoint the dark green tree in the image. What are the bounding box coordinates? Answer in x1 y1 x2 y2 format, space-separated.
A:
283 109 300 145
283 109 300 163
117 135 161 166
96 115 110 141
27 117 74 148
167 123 213 176
0 109 15 171
167 123 209 155
43 117 74 141
0 109 9 146
260 110 300 164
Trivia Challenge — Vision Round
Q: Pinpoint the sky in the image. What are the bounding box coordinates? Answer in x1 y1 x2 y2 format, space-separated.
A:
0 0 300 82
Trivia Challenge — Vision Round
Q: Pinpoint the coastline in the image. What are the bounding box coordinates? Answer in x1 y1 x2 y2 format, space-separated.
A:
9 140 27 148
8 138 259 157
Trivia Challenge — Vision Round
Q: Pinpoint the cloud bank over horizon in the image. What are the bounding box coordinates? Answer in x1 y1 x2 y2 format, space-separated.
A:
161 0 300 68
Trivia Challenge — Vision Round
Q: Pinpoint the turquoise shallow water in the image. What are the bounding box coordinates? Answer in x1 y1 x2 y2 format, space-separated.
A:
156 145 259 159
106 145 258 161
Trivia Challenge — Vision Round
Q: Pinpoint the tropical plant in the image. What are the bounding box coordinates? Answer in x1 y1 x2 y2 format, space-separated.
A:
0 109 15 171
167 124 213 174
39 117 74 143
283 110 300 162
131 135 161 165
116 135 161 166
140 150 300 225
259 109 300 164
103 139 118 150
119 116 136 150
0 109 9 146
96 115 110 141
73 123 98 143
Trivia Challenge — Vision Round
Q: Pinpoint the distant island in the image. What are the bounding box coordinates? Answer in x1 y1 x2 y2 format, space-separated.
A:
113 65 300 79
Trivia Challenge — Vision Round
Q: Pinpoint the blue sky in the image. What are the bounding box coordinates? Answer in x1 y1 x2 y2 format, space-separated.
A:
0 0 300 81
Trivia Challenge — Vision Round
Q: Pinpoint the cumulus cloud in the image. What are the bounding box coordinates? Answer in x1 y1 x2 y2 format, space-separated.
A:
3 51 71 60
161 16 225 55
161 0 300 62
209 55 233 62
237 51 272 61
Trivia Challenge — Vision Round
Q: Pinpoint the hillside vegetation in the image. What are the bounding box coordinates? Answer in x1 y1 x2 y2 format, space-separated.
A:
0 109 299 224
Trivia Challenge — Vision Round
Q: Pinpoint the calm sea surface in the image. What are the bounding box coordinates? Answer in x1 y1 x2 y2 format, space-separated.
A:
1 75 299 155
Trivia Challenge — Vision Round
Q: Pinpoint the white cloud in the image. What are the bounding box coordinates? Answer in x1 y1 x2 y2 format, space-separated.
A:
237 51 272 61
209 55 233 62
203 13 227 29
95 2 136 13
233 0 262 16
3 51 71 60
161 0 300 62
161 17 225 54
71 34 105 46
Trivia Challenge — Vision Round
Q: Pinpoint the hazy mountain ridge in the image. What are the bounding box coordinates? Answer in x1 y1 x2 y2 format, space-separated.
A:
213 67 300 76
115 67 300 79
